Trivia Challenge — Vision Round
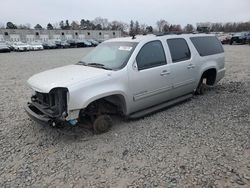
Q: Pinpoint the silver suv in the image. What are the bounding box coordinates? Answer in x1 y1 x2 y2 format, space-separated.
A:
25 34 225 133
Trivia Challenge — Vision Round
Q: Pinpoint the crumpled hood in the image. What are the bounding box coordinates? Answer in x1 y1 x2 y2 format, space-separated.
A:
28 64 111 93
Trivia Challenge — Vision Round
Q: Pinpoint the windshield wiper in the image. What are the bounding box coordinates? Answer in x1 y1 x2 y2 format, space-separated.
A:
77 61 87 65
86 63 112 70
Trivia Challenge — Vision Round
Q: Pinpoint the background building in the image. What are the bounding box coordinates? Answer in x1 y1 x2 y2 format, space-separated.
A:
0 29 121 42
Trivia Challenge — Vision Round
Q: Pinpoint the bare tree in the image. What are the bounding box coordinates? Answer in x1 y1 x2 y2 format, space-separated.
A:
110 21 128 32
47 23 54 30
129 20 135 36
93 17 109 30
59 20 65 29
140 23 147 34
135 21 140 34
156 19 169 32
183 24 194 32
34 24 43 30
52 22 60 29
146 26 153 33
71 21 80 30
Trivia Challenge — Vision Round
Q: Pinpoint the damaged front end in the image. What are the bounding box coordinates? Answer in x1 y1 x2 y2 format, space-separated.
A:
25 88 69 126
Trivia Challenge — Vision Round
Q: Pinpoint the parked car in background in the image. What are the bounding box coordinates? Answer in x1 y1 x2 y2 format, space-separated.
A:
54 40 63 48
5 41 15 51
42 41 57 49
230 32 250 45
29 41 44 51
25 34 225 133
61 41 70 48
75 39 92 48
12 42 30 52
54 40 70 48
97 39 106 43
67 39 77 48
0 42 11 53
88 39 99 46
218 34 232 44
247 34 250 45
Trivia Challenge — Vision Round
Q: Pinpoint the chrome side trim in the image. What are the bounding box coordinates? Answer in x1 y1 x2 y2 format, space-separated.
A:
133 85 172 101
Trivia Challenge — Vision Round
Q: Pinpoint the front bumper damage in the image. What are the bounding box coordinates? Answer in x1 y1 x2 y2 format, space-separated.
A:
25 102 65 126
25 88 70 126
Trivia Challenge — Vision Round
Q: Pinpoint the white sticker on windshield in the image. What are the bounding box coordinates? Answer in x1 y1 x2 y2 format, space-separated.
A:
118 46 133 51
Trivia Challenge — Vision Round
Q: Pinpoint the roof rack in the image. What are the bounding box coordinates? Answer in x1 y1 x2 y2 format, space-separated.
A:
155 31 198 37
155 32 183 36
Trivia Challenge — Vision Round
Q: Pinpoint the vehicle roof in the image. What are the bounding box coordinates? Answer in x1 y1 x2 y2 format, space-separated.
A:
106 33 216 43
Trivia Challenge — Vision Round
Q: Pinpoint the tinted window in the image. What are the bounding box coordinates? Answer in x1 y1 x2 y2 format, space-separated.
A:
167 38 191 63
136 40 166 70
190 36 224 56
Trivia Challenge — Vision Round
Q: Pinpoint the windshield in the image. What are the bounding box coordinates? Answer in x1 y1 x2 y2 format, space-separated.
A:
80 42 137 70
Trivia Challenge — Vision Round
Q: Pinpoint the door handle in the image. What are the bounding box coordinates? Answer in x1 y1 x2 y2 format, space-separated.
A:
187 64 195 69
160 70 170 76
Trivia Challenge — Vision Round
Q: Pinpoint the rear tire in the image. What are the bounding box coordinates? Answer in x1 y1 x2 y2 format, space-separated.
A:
93 115 112 134
195 79 206 95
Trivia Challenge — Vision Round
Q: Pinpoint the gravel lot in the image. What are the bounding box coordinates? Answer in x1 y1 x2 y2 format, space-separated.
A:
0 46 250 188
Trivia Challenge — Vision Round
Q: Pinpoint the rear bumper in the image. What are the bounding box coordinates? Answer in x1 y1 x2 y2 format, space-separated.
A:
216 68 226 83
25 102 61 126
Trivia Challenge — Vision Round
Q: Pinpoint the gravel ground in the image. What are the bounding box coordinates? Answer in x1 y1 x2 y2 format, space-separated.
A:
0 46 250 188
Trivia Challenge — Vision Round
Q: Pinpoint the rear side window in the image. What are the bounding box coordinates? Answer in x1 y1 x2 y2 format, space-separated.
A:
136 40 166 70
167 38 191 63
190 36 224 56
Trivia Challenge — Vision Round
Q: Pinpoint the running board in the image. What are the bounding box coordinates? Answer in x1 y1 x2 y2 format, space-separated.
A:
129 93 193 119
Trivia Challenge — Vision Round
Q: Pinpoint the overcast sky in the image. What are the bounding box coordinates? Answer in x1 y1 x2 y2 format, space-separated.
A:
1 0 250 28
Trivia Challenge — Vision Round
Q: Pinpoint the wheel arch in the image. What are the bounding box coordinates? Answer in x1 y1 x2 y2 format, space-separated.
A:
200 67 217 86
82 92 128 116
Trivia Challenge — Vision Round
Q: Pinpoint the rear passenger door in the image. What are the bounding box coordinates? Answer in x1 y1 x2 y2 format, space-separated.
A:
166 38 197 98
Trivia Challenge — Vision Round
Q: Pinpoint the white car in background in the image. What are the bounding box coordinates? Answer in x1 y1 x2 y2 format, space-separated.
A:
12 42 30 52
29 41 44 51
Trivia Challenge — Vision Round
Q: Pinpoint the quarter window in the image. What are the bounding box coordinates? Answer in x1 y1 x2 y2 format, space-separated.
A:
167 38 191 63
136 40 166 70
190 36 224 56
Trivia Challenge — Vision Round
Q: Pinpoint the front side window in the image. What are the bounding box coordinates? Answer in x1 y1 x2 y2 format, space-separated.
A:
80 42 137 70
167 38 191 63
136 40 166 70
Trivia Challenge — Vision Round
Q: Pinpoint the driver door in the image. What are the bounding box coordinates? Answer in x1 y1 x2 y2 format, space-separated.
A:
128 40 172 113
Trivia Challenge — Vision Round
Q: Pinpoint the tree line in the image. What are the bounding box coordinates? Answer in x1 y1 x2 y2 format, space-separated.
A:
2 18 250 35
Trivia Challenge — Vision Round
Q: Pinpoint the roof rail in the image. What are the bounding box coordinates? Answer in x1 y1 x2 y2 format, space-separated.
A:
155 31 197 36
155 31 186 36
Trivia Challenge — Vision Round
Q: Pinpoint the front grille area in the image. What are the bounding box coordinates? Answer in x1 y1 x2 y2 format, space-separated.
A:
31 88 68 118
33 92 55 107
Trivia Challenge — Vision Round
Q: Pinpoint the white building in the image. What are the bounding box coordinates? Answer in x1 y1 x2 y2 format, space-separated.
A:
40 34 49 42
78 34 85 40
65 34 73 40
26 34 35 42
9 34 20 42
0 29 122 42
52 34 61 40
0 34 4 41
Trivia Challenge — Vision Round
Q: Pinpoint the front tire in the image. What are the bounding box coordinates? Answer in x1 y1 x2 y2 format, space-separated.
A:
93 115 112 134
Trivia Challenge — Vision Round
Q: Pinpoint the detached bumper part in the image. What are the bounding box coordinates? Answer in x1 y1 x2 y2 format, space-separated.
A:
25 102 58 126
